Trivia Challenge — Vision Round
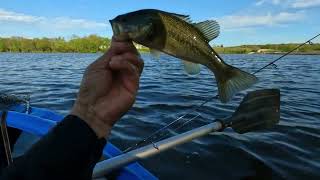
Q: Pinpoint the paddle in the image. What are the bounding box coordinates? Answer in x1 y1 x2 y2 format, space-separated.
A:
224 88 280 133
92 89 280 178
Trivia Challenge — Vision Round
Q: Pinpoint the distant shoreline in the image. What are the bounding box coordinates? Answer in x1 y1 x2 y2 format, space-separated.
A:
2 49 319 55
1 51 320 55
214 43 320 55
223 52 320 55
1 35 319 55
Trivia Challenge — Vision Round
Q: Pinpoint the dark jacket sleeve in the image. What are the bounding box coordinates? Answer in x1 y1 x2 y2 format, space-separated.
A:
0 115 106 180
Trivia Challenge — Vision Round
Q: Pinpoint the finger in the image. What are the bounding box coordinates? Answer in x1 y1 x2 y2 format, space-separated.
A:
90 43 136 68
110 36 139 55
109 57 140 95
89 36 140 68
117 52 144 75
109 55 140 76
87 52 112 69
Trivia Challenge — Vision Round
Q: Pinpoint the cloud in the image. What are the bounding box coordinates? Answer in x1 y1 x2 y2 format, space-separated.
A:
0 9 44 23
255 0 320 8
218 11 304 30
46 17 107 30
291 0 320 8
0 8 107 31
255 0 284 6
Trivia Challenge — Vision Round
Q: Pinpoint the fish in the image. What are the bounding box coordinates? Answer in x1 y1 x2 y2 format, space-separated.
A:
109 9 258 103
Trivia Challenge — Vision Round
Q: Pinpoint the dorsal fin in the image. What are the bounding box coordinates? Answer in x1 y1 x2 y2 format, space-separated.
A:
193 20 220 42
170 13 192 23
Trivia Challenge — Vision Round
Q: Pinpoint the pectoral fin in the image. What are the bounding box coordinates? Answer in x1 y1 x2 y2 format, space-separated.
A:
182 60 201 75
150 48 161 59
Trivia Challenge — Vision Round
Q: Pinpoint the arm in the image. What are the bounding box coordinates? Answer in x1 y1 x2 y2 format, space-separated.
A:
0 37 144 180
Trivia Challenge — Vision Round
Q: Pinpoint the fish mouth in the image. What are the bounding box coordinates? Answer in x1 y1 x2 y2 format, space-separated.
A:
109 19 120 35
109 19 132 40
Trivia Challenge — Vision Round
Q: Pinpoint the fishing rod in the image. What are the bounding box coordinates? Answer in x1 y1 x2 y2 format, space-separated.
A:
123 96 216 152
124 33 320 152
0 93 31 166
253 33 320 74
93 89 280 178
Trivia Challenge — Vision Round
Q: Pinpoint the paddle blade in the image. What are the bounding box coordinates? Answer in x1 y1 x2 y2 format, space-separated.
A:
229 89 280 134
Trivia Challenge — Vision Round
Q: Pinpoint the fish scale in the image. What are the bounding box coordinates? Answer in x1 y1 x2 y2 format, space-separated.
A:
158 12 212 65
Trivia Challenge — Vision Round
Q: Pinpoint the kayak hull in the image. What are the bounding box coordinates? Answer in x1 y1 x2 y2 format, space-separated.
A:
2 105 157 180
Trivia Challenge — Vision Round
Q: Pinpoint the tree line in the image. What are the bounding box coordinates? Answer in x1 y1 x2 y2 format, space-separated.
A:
1 35 319 54
0 35 111 53
214 43 320 54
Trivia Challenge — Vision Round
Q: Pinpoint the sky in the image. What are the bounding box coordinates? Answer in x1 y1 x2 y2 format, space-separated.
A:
0 0 319 46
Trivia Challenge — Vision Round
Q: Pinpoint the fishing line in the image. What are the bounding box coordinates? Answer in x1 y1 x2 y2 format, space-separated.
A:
253 33 320 75
125 33 320 152
124 96 216 152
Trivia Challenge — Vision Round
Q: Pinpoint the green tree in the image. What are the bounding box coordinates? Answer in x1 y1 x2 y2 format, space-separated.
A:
52 37 70 52
6 37 21 52
35 38 52 52
0 39 4 52
20 38 36 52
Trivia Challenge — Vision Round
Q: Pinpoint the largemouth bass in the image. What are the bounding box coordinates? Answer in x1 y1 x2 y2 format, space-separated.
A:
109 9 257 103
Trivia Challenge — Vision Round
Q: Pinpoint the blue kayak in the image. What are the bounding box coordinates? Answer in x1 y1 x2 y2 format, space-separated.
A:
3 105 157 180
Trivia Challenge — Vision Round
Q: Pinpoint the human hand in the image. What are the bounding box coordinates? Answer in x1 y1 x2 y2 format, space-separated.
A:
71 37 144 138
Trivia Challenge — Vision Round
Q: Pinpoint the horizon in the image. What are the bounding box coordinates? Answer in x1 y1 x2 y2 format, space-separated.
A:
1 0 320 46
1 35 319 48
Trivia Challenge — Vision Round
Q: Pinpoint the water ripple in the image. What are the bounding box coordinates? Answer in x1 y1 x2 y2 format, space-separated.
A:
0 52 319 179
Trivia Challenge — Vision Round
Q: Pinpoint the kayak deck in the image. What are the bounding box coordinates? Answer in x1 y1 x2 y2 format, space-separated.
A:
3 105 157 180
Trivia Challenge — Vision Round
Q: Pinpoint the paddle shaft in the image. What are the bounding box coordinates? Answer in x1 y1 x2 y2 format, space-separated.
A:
93 121 223 178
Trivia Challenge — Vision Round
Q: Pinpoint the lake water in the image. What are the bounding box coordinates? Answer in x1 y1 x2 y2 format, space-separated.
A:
0 53 319 179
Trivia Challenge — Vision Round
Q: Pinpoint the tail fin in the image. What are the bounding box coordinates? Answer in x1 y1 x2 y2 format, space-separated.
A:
209 63 258 103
